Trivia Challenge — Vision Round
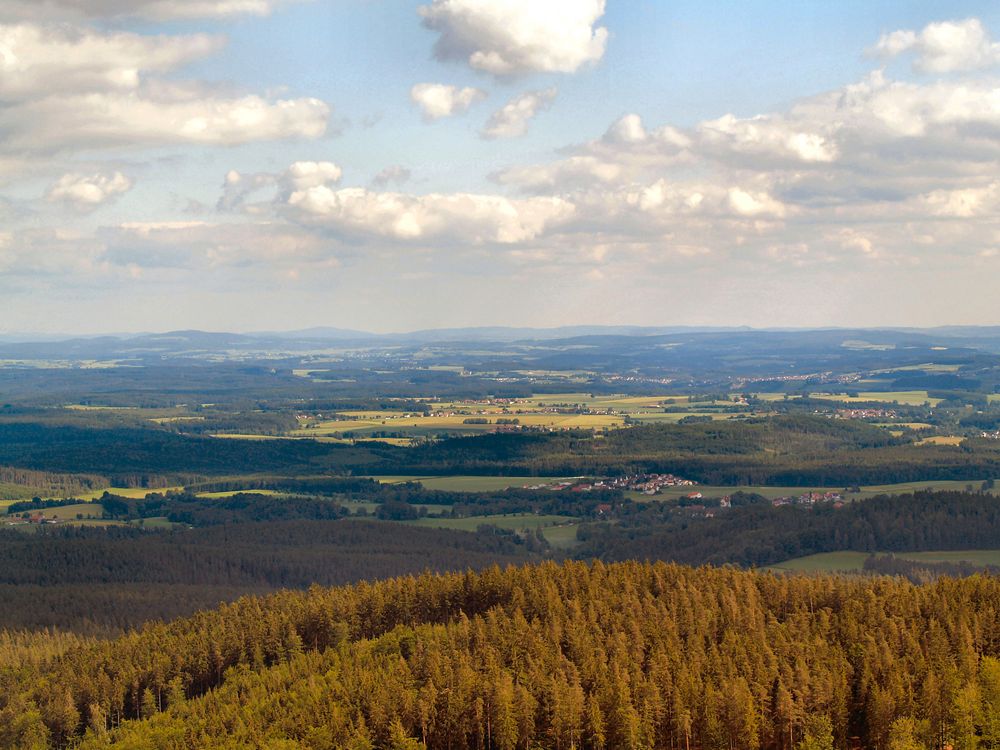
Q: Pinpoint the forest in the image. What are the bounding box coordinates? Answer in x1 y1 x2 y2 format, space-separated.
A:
574 491 1000 567
6 415 1000 487
2 560 1000 749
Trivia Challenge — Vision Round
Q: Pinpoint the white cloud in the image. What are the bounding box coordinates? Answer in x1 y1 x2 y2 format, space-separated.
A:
282 161 343 191
0 24 222 100
1 92 329 153
47 171 133 210
493 155 622 192
481 87 556 139
603 113 647 144
0 21 330 159
0 0 298 22
872 18 1000 72
285 185 575 244
220 161 341 210
410 83 486 120
418 0 608 75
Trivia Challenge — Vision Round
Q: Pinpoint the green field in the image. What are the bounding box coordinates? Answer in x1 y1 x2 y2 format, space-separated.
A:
4 502 103 521
407 514 575 533
73 486 184 501
540 523 582 549
195 489 278 499
769 549 1000 573
634 478 999 503
809 390 942 406
369 476 579 491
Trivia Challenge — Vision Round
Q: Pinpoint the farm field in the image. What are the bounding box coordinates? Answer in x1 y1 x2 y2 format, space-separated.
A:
809 390 942 406
75 486 184 500
915 435 965 446
540 523 582 549
407 513 576 533
4 502 103 520
635 478 1000 502
369 475 579 491
292 412 628 438
769 549 1000 573
195 489 279 499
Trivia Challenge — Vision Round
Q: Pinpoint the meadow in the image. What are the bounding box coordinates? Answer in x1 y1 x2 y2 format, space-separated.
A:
769 549 1000 573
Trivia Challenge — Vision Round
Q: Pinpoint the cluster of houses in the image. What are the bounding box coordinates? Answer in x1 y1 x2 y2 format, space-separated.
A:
836 408 897 419
523 473 697 495
5 512 62 526
771 491 845 508
982 430 1000 440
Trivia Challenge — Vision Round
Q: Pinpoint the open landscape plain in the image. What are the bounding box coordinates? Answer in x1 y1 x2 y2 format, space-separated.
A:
3 327 1000 746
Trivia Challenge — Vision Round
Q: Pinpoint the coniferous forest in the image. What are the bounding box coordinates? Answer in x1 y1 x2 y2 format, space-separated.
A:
2 561 1000 750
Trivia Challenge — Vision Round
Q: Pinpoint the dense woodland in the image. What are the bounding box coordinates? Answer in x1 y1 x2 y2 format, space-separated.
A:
575 492 1000 567
0 522 535 632
5 416 1000 487
0 561 999 749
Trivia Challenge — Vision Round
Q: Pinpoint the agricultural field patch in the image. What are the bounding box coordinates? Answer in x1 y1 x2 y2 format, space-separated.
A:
769 549 1000 573
809 391 942 406
407 514 576 533
368 476 578 492
915 436 965 446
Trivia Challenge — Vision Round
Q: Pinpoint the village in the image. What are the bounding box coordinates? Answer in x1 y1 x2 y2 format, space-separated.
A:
522 472 698 495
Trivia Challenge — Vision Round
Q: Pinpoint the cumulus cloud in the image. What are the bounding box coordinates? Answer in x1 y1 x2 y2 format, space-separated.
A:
410 83 486 120
872 18 1000 72
0 24 223 100
285 184 575 245
418 0 608 75
1 92 329 153
47 171 133 210
0 21 329 159
0 0 298 22
481 87 556 139
219 161 341 210
493 155 623 193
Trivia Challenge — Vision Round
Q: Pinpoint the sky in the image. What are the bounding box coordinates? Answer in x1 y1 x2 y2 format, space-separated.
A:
2 0 1000 335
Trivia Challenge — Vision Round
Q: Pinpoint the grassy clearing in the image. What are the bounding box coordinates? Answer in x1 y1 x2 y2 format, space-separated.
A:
195 489 278 499
767 552 870 573
4 503 103 520
293 412 628 437
635 478 999 502
769 549 1000 573
915 436 965 446
407 514 575 533
540 523 581 549
629 412 745 423
73 487 184 501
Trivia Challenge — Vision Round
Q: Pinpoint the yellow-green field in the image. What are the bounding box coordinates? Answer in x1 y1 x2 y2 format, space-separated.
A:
292 412 628 437
369 476 578 491
407 513 575 533
809 391 943 406
74 486 184 501
195 489 278 499
915 436 965 446
769 549 1000 573
4 503 103 521
634 478 999 502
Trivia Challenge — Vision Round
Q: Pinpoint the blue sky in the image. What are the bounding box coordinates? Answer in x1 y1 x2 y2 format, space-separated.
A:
2 0 1000 333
